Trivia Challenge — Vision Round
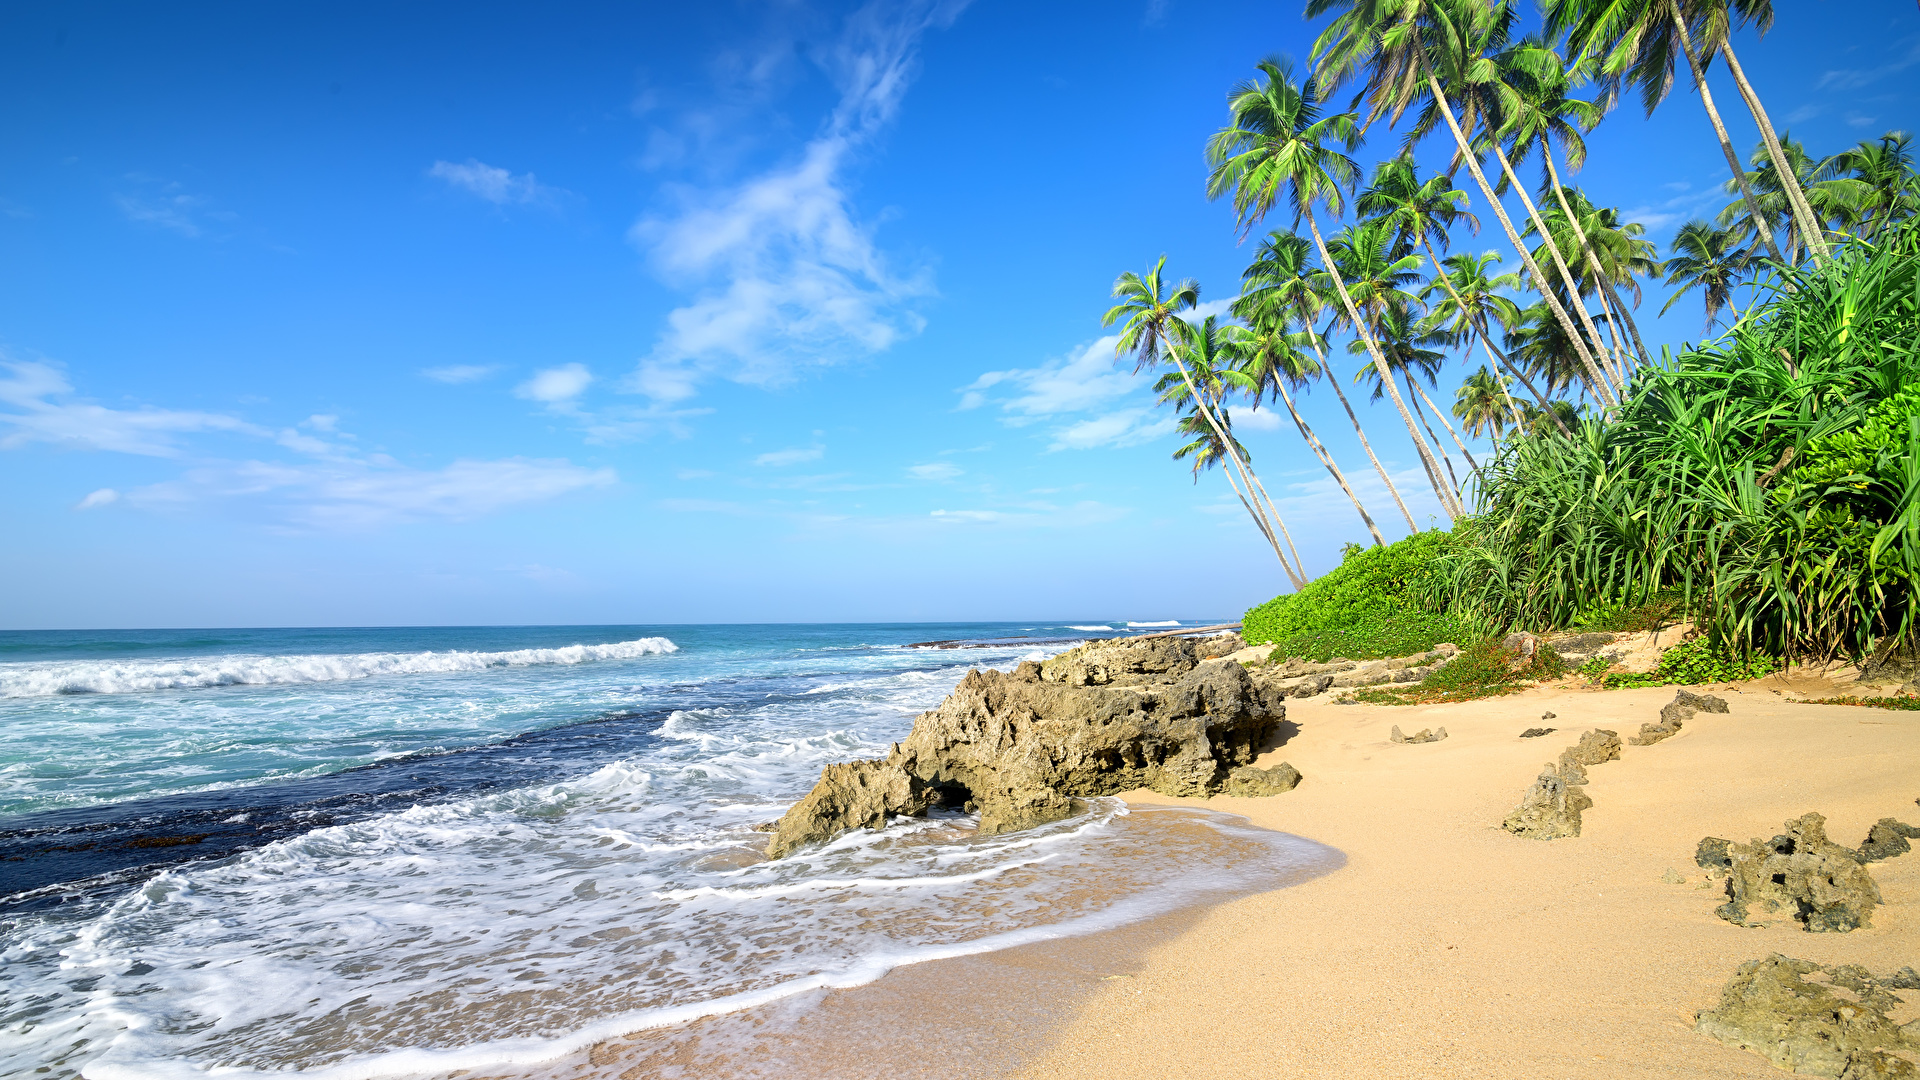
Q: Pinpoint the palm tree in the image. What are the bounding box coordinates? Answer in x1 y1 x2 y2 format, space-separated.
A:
1354 302 1480 485
1205 57 1464 519
1311 0 1621 406
1506 301 1594 401
1815 132 1919 240
1660 220 1751 328
1545 0 1787 263
1232 311 1388 546
1454 366 1519 439
1418 251 1572 435
1717 133 1837 264
1168 409 1282 564
1238 230 1422 532
1530 188 1660 366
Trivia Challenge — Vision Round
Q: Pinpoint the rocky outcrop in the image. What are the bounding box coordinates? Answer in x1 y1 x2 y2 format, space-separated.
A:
1857 818 1920 863
1561 728 1623 768
1390 725 1447 744
1695 955 1920 1077
1716 813 1882 932
1502 765 1593 839
765 636 1287 858
1247 645 1459 699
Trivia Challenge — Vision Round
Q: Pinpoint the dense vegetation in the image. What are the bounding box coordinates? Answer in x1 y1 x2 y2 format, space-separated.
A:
1241 531 1470 660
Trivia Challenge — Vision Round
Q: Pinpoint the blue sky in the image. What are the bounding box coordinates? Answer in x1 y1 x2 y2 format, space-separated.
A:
3 0 1916 629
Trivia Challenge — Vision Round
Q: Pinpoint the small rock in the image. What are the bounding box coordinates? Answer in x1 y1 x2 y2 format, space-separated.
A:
1519 727 1557 738
1390 725 1447 744
1695 954 1920 1077
1502 765 1592 840
1540 710 1557 720
1662 868 1686 884
1717 813 1882 932
1673 689 1730 714
1857 818 1920 863
1501 632 1539 661
1696 836 1733 871
1629 714 1683 746
1560 729 1622 769
1224 762 1303 797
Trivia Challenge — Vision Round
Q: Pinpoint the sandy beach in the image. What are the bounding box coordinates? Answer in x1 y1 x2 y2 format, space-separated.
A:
1021 675 1920 1079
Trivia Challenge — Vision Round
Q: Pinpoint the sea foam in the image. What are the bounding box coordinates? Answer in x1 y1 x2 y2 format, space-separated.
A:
0 637 678 698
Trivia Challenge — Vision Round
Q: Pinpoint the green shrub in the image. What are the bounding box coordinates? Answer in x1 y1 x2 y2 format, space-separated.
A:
1242 532 1472 661
1569 591 1689 634
1601 637 1781 688
1346 640 1564 705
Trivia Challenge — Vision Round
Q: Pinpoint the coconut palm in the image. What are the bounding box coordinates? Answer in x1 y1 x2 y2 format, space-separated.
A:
1232 312 1388 546
1528 188 1661 365
1716 133 1840 264
1660 220 1752 328
1418 251 1573 436
1168 409 1284 568
1506 300 1594 400
1815 131 1919 241
1310 0 1621 405
1545 0 1788 263
1238 230 1422 532
1353 303 1480 485
1454 366 1519 439
1205 57 1464 519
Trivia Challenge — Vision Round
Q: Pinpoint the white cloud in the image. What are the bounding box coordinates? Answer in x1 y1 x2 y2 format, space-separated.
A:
628 1 963 402
75 488 119 510
907 462 961 480
422 364 501 384
428 159 560 205
1815 37 1920 91
754 445 824 466
304 414 339 432
0 360 266 455
516 363 594 405
1048 408 1176 451
131 457 616 530
1232 406 1286 432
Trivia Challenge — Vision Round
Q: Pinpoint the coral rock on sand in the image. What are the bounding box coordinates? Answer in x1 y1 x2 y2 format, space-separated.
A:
765 636 1284 858
1389 725 1447 744
1224 762 1303 797
1502 766 1593 839
1635 690 1731 746
1519 726 1556 738
1695 954 1920 1078
1560 729 1623 768
1857 818 1920 863
1716 813 1883 932
1697 836 1734 871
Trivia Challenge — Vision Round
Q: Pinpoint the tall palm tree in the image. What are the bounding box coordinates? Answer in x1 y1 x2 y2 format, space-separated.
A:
1354 303 1480 485
1814 131 1919 240
1205 57 1465 519
1506 301 1594 401
1238 230 1422 532
1531 188 1660 365
1311 0 1621 405
1454 366 1520 439
1232 312 1388 546
1105 258 1303 585
1168 409 1282 567
1545 0 1787 263
1417 251 1568 432
1660 219 1751 328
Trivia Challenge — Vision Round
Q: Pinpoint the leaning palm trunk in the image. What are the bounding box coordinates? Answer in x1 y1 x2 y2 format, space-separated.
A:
1218 449 1299 582
1305 211 1464 520
1404 373 1463 490
1244 461 1312 580
1489 139 1620 393
1476 318 1574 437
1485 339 1529 429
1715 37 1832 264
1667 4 1784 263
1271 381 1387 546
1539 150 1652 367
1414 230 1572 436
1304 325 1423 532
1422 69 1618 408
1170 357 1307 589
1409 374 1480 477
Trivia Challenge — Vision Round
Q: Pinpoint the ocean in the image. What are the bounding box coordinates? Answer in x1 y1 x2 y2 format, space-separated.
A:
0 623 1338 1079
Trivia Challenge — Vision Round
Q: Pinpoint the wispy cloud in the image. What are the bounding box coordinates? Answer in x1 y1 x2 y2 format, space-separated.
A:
1 360 266 454
515 363 594 406
754 445 824 466
1814 36 1920 91
428 159 563 205
422 364 501 384
906 462 961 480
113 176 230 239
74 488 119 510
629 0 964 403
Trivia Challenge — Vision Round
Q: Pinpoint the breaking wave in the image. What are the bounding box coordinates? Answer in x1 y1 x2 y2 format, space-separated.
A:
0 638 679 698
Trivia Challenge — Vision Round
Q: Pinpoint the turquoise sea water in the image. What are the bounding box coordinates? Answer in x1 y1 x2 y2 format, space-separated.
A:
0 622 1336 1079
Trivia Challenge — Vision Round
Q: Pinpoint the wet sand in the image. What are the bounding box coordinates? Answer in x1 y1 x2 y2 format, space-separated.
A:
1021 677 1920 1079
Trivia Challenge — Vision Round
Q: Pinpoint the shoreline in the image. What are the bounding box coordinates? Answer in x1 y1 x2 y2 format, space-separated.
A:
1018 677 1920 1078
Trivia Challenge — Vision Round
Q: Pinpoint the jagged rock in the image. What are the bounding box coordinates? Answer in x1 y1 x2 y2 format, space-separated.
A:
1697 836 1734 871
1519 727 1556 738
1560 729 1623 768
766 641 1285 858
1225 762 1303 796
1557 759 1589 786
1630 716 1684 745
1857 818 1920 863
1695 954 1920 1078
1716 813 1882 932
1541 710 1557 720
1251 646 1459 696
1671 689 1730 716
1390 725 1447 744
1502 765 1593 840
1662 868 1687 884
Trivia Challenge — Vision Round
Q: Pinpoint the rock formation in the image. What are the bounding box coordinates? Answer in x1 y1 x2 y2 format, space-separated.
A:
1560 728 1623 768
1235 645 1459 699
1633 689 1729 746
765 635 1290 858
1715 813 1882 932
1519 727 1556 738
1389 725 1447 744
1502 766 1593 839
1857 818 1920 863
1695 955 1920 1078
1225 762 1303 796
